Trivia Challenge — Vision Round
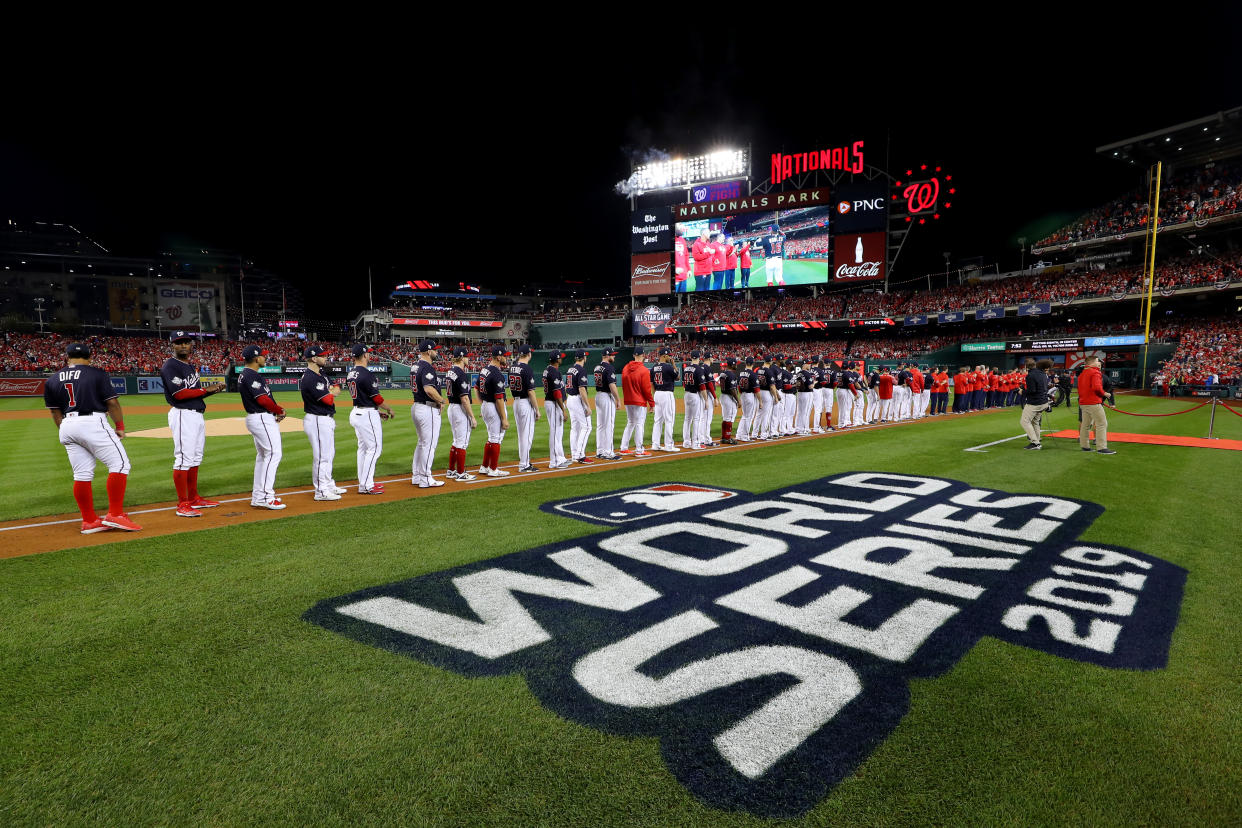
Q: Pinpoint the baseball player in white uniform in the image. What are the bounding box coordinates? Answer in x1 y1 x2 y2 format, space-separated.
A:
43 342 140 533
649 347 679 451
565 350 594 464
736 357 756 442
347 344 393 494
300 344 346 501
411 340 446 487
699 351 718 447
850 362 867 427
161 332 226 518
682 350 707 449
593 348 621 459
510 344 541 472
542 351 571 469
834 365 858 429
444 346 478 482
238 345 287 509
476 345 510 477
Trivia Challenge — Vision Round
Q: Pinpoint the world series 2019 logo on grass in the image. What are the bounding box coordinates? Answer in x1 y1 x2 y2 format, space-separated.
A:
305 473 1186 818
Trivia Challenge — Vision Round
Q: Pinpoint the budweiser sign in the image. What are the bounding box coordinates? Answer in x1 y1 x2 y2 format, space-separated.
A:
631 253 672 295
833 232 886 282
0 378 47 396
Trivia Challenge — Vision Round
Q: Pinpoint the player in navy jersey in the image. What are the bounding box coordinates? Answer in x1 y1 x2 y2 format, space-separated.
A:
681 350 708 450
476 345 510 476
444 347 478 482
44 342 140 533
510 344 541 472
347 344 392 494
161 332 226 517
542 352 571 469
735 357 756 443
238 345 287 509
593 349 621 459
718 357 741 444
650 347 679 452
411 340 447 486
795 356 816 435
756 223 787 286
300 344 346 501
564 350 594 463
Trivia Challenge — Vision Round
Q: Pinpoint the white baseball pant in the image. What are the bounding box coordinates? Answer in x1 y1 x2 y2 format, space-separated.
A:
349 407 383 492
782 392 797 433
879 397 893 421
757 390 776 437
567 395 591 460
60 412 131 481
652 390 676 449
835 388 855 428
620 404 647 451
303 413 338 496
810 388 823 431
168 407 205 470
720 395 737 427
894 386 910 420
919 390 931 418
867 389 879 422
448 402 471 449
245 412 282 504
595 394 616 456
738 393 756 439
481 401 506 442
513 397 536 467
700 394 715 444
851 391 865 426
411 402 442 484
544 400 567 466
796 392 813 433
765 257 784 284
683 392 702 448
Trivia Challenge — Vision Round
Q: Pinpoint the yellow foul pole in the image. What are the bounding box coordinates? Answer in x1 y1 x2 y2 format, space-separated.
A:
1141 162 1162 389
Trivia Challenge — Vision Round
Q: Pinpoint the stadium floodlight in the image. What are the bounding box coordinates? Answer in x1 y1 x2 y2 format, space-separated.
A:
629 148 749 194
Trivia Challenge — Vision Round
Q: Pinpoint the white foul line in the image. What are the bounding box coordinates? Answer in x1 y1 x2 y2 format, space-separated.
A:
963 429 1051 453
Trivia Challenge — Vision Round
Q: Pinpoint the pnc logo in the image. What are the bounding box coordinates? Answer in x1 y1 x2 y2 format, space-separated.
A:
306 473 1185 818
837 200 852 215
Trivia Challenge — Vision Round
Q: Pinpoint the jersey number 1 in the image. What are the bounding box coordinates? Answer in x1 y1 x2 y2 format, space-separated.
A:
65 382 77 409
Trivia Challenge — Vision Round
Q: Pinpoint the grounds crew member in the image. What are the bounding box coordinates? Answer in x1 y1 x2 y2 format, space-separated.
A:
1020 357 1053 450
445 346 478 482
1078 356 1116 454
347 344 392 495
300 344 346 500
650 347 679 452
542 351 571 469
619 346 654 456
510 344 541 472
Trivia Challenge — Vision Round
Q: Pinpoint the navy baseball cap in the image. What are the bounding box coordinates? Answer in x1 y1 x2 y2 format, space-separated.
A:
603 347 618 356
659 347 671 356
170 331 193 343
744 356 754 365
548 351 565 361
351 344 372 357
633 346 644 355
304 344 327 358
418 339 438 352
242 345 267 360
689 349 701 359
452 346 469 358
491 345 510 357
574 349 589 359
817 355 825 363
726 357 738 367
66 342 91 358
517 344 532 356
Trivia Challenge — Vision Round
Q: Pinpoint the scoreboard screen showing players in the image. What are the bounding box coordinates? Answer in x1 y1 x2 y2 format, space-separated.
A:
675 206 831 293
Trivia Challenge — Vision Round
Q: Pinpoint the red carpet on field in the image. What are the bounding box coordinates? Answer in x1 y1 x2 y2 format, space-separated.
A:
1048 430 1242 451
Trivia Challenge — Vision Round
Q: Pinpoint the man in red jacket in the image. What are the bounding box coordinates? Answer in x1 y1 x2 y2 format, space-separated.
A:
953 366 969 413
710 233 728 291
674 225 689 293
691 229 713 293
724 235 739 290
1078 356 1116 453
738 239 752 289
877 367 895 421
619 347 655 456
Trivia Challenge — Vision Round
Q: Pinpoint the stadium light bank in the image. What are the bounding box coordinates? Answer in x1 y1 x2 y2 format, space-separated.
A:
630 149 749 194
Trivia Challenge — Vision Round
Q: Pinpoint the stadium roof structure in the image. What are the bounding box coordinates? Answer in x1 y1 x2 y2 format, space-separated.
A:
1097 107 1242 167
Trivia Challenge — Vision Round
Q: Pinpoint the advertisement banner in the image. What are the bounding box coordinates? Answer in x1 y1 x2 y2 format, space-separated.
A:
1017 302 1052 317
1006 338 1084 353
630 206 674 254
199 375 226 385
108 278 143 326
690 180 743 203
136 376 165 394
0 378 46 397
390 319 504 328
938 311 965 323
110 377 128 395
157 282 220 331
833 232 886 282
630 253 673 295
632 305 673 336
961 342 1005 352
674 187 829 219
831 182 888 234
975 305 1006 320
1084 334 1147 348
904 314 928 326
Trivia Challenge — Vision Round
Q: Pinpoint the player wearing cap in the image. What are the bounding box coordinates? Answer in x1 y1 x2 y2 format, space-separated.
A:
794 356 815 436
835 362 859 429
710 233 728 292
476 345 510 477
44 343 140 534
877 367 895 422
912 364 928 419
239 345 287 509
542 351 571 469
510 344 541 472
736 356 756 442
816 356 834 433
718 357 741 444
565 349 594 464
757 223 787 287
593 348 621 460
161 332 226 517
699 350 719 447
753 355 778 439
865 364 882 424
850 361 868 427
300 344 346 501
779 357 797 437
347 344 392 495
808 356 824 434
893 363 912 421
681 350 707 449
445 346 478 482
619 346 654 456
724 235 739 291
738 239 753 289
411 340 447 487
649 347 679 452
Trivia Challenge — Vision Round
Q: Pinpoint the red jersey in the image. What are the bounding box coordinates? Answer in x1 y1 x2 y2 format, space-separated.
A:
954 373 968 394
739 242 752 268
1078 366 1106 405
711 243 726 271
674 236 689 283
691 238 713 276
989 373 1001 391
934 371 948 392
621 360 654 406
910 367 924 393
878 374 895 400
725 244 738 269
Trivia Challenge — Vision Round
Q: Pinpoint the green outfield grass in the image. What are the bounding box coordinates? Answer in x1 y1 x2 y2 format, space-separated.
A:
683 258 828 292
1 392 1239 825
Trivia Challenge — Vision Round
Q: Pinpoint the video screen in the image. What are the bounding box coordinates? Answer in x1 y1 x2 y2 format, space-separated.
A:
675 206 831 293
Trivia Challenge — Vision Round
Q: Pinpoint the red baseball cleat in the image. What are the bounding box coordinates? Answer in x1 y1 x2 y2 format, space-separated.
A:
617 449 633 455
176 503 203 518
359 484 385 495
101 513 142 531
80 518 109 535
188 497 219 508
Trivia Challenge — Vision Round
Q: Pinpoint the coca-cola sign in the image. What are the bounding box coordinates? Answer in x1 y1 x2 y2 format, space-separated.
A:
833 232 886 282
630 253 673 295
0 378 47 396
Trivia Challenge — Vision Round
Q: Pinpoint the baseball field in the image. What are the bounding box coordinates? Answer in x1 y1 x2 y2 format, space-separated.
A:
684 258 828 291
2 389 1240 825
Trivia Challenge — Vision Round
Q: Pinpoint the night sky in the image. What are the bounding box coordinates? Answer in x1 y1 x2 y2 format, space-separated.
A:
2 24 1239 320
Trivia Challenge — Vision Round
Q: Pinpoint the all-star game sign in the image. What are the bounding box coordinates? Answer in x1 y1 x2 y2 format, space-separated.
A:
306 473 1185 818
633 305 673 336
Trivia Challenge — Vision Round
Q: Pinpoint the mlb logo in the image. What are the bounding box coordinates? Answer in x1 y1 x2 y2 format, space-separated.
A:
544 484 739 525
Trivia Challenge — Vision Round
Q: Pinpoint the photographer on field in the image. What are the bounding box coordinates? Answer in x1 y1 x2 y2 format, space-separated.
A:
1020 358 1053 450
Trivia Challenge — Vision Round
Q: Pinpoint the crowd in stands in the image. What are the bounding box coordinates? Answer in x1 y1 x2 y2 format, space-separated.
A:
1152 317 1242 387
529 298 629 322
375 297 504 319
784 233 831 257
1037 162 1242 247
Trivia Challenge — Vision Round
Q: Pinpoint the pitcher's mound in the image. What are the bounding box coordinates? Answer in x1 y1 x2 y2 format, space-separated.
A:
130 416 305 438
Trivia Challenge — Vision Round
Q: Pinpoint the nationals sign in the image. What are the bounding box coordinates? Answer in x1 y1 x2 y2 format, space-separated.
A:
833 232 886 282
306 473 1185 818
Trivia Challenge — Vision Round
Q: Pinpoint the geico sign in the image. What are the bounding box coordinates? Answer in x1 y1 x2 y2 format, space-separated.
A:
159 288 215 299
307 473 1185 818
